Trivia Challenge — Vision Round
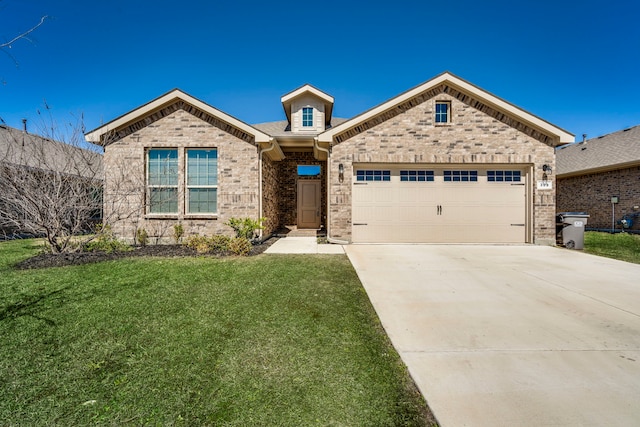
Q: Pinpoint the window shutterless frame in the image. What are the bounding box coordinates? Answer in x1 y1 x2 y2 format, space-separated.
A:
302 107 313 127
147 148 179 213
435 101 451 124
186 149 218 214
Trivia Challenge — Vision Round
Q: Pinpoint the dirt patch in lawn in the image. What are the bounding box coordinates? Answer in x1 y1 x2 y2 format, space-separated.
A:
15 237 279 270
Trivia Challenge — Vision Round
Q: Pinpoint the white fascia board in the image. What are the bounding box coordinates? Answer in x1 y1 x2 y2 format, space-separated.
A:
281 84 334 104
318 72 574 144
85 89 271 144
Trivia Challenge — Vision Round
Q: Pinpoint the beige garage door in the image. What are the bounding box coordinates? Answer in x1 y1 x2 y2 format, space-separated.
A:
352 166 527 243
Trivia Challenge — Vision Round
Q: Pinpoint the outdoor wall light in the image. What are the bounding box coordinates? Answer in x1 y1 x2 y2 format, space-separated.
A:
542 164 552 181
338 163 344 182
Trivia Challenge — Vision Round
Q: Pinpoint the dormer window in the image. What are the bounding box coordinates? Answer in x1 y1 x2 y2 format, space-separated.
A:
302 107 313 127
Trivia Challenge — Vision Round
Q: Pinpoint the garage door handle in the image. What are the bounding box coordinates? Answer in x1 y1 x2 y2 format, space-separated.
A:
354 182 368 185
437 205 443 215
353 223 368 226
511 224 525 226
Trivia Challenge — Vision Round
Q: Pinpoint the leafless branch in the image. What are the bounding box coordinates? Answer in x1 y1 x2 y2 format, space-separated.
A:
0 15 48 50
1 15 48 67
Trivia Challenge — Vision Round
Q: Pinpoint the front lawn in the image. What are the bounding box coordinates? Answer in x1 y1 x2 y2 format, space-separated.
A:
0 240 435 426
584 231 640 264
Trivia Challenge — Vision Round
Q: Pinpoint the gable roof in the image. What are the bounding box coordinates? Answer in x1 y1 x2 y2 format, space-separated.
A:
556 125 640 177
85 89 273 146
280 84 334 125
317 71 574 146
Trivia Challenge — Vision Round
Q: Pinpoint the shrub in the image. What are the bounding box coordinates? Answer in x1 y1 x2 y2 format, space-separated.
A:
228 237 252 256
136 228 149 247
173 223 184 244
184 235 231 254
225 217 265 240
208 235 231 252
185 236 211 254
85 224 131 254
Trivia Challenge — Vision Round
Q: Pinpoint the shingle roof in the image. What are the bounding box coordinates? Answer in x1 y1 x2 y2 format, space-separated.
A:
252 117 349 137
556 124 640 177
0 125 103 179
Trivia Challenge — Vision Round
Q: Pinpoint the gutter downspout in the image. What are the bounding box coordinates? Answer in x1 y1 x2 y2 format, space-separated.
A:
314 138 349 245
258 139 276 241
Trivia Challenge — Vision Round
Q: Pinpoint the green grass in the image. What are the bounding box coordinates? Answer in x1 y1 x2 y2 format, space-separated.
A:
0 240 434 426
584 231 640 264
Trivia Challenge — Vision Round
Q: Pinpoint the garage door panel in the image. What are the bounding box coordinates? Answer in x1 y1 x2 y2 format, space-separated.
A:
353 224 443 243
352 165 527 243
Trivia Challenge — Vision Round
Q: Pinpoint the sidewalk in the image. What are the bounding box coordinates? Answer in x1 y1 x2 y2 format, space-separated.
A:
265 237 344 254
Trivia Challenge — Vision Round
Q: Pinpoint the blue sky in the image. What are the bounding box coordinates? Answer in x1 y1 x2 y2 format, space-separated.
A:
1 0 639 143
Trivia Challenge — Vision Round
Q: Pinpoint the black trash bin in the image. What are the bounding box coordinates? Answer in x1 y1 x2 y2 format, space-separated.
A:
556 212 589 249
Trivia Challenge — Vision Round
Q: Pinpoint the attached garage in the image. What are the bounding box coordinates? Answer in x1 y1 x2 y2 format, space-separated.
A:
352 165 531 243
317 72 575 245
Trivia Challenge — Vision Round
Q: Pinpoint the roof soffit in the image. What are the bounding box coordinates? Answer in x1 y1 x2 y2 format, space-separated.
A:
318 72 574 147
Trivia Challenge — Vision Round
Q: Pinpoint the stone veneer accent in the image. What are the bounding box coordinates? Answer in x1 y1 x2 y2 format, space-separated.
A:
557 166 640 231
328 93 557 244
103 106 260 242
277 152 326 227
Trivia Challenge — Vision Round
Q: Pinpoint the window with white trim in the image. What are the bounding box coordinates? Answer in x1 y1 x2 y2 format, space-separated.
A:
487 170 521 182
400 170 434 182
186 149 218 213
302 107 313 127
147 149 178 213
444 170 477 182
356 170 391 182
435 101 450 124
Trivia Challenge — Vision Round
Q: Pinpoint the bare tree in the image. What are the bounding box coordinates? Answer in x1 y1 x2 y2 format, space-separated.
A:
0 111 146 253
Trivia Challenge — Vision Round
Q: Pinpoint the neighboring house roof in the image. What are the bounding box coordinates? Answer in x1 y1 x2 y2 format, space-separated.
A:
252 117 349 138
0 124 103 179
556 124 640 177
317 71 575 146
280 84 334 125
85 88 274 146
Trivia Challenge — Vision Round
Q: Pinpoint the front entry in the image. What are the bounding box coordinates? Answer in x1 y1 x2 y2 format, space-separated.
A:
297 180 321 228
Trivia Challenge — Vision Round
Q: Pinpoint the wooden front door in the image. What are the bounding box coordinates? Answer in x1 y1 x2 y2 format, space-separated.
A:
297 180 321 229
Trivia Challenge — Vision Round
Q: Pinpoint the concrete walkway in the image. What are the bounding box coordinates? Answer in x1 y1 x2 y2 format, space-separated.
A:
345 244 640 427
264 237 344 254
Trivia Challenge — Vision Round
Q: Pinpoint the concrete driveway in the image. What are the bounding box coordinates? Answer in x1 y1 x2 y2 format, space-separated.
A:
345 245 640 427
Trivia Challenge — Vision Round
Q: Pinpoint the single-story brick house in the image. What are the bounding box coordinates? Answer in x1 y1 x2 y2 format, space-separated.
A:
85 72 573 244
557 125 640 232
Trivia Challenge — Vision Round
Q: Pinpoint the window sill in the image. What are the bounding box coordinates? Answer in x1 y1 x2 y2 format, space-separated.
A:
145 214 179 220
184 214 218 220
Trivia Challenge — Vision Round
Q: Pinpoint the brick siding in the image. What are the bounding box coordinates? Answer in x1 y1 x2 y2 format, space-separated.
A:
557 166 640 231
103 106 260 242
276 152 326 228
328 93 557 244
261 155 280 236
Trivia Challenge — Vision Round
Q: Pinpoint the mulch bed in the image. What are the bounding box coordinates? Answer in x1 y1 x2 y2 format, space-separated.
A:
15 237 279 270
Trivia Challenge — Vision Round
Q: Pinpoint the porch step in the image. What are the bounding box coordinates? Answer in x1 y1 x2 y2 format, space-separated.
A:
273 227 326 238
